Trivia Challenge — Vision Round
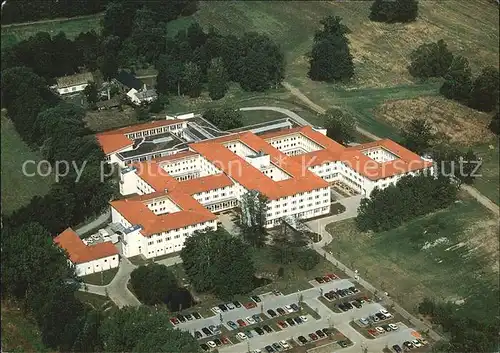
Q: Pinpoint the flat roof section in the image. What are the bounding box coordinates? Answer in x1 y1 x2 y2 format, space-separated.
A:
118 132 185 159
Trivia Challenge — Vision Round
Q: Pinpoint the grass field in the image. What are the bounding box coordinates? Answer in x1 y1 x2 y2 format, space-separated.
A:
1 113 53 215
468 141 500 205
324 195 499 322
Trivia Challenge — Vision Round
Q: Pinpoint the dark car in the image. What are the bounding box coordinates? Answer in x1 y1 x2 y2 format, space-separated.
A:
315 329 325 338
392 344 403 353
349 286 359 293
267 309 277 317
218 304 228 312
290 303 300 311
286 318 296 326
315 276 325 283
375 312 386 320
344 302 353 309
403 341 414 350
272 343 282 351
233 301 242 308
202 327 212 336
298 336 308 344
324 292 335 300
338 341 349 348
193 312 202 319
338 303 349 312
185 314 193 321
352 301 362 308
309 333 318 341
337 289 346 297
213 338 222 346
265 345 275 353
293 316 302 325
272 290 282 296
251 295 262 303
382 324 392 332
263 325 273 333
200 343 210 351
276 307 286 315
255 327 265 335
322 328 329 335
194 331 203 339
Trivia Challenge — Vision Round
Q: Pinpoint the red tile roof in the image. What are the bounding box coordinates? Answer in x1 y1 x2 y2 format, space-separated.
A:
96 119 185 155
54 228 119 264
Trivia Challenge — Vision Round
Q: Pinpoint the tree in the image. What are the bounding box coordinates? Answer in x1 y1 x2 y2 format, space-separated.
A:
207 57 229 100
408 39 454 79
369 0 395 22
440 55 472 103
308 16 354 82
370 0 418 23
133 329 201 352
239 190 268 247
149 94 169 113
296 248 321 270
156 55 184 95
84 81 99 105
102 1 134 39
99 36 121 81
468 66 499 112
488 109 499 135
129 264 179 305
324 108 356 145
182 62 203 98
135 106 151 121
401 118 435 155
202 107 243 131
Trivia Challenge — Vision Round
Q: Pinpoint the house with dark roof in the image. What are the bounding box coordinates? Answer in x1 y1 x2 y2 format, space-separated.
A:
114 70 144 91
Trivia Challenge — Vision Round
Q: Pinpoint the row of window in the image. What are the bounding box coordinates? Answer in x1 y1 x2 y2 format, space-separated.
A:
125 124 183 139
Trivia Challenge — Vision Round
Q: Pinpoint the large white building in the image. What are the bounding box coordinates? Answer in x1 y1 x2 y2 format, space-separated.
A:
106 123 433 259
54 228 120 276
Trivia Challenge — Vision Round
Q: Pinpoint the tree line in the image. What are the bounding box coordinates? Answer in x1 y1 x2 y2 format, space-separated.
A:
356 174 459 232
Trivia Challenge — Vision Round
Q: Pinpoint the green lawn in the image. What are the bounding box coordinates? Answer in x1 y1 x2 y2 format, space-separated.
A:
1 14 102 49
469 141 499 205
324 196 499 322
1 113 53 215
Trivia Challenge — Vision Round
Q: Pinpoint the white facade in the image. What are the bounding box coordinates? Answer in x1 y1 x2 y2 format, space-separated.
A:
57 82 89 95
75 254 119 276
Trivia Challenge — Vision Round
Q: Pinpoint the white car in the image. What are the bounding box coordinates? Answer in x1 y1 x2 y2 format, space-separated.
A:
380 309 392 318
246 316 256 325
207 341 217 348
388 323 399 331
212 306 222 314
299 315 308 322
226 303 235 310
253 350 262 353
284 305 294 313
279 340 291 350
237 332 248 340
412 340 423 348
375 326 385 334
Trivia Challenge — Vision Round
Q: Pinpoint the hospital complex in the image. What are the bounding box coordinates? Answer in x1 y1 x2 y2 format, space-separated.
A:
56 113 433 271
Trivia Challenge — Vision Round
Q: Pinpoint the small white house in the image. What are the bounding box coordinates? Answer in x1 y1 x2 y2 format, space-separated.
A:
54 228 119 277
55 72 94 96
127 88 158 105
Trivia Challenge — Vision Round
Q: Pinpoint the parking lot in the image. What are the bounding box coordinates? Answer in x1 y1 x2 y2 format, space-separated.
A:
173 275 427 353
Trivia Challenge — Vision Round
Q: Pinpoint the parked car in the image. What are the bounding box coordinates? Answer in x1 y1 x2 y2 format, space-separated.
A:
228 321 238 329
284 305 294 313
297 336 308 344
265 345 274 353
349 286 359 293
170 317 179 325
322 328 329 335
177 314 186 322
218 304 228 312
272 343 282 352
370 314 380 322
352 301 362 308
267 309 277 317
213 338 222 346
279 340 291 350
185 314 193 321
212 306 222 314
237 332 248 340
412 340 423 348
194 331 203 339
246 331 253 338
326 273 336 279
286 318 296 326
193 312 201 319
273 290 282 296
226 303 235 310
245 302 257 309
375 312 386 320
207 341 217 348
276 307 286 315
389 323 399 331
202 327 212 336
253 350 262 353
381 324 392 332
200 343 209 351
233 301 242 308
359 317 370 325
263 325 273 333
299 315 308 322
252 314 262 322
251 295 262 303
246 316 256 325
209 325 219 334
255 327 265 335
380 309 392 318
403 341 414 350
278 320 288 329
237 319 247 327
290 303 300 311
221 337 230 345
315 276 325 283
392 344 402 353
308 333 318 341
375 327 385 334
344 302 353 309
338 303 349 312
324 292 335 300
338 341 349 348
315 329 325 338
293 316 302 325
323 275 331 282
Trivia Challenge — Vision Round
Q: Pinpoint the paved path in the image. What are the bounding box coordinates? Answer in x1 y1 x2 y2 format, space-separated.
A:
282 81 499 216
240 106 312 127
74 209 110 236
1 12 103 28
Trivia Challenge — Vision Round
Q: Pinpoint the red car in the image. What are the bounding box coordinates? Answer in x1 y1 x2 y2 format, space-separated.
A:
367 329 378 336
277 320 288 329
326 273 337 279
309 333 318 341
237 319 247 327
221 337 230 345
323 276 331 282
244 302 257 309
170 317 179 325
